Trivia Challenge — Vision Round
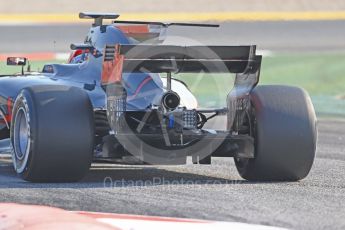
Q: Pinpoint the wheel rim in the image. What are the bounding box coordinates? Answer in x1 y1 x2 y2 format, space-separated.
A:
13 107 31 173
235 107 256 172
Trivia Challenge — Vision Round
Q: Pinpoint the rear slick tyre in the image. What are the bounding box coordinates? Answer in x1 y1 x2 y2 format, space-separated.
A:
11 85 94 182
235 85 317 181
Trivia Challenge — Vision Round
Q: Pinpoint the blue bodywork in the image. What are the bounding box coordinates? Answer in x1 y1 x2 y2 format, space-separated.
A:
0 25 164 138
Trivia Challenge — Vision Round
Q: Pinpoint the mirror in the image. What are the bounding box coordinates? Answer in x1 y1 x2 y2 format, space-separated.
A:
7 57 27 66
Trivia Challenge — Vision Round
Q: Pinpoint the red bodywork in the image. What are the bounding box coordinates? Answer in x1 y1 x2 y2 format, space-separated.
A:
101 44 124 85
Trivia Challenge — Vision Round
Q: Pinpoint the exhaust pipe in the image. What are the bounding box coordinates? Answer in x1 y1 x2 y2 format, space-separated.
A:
162 91 180 110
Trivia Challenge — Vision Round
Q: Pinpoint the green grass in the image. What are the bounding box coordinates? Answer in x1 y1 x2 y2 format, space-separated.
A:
261 53 345 96
175 52 345 116
1 52 345 116
260 53 345 116
0 60 64 74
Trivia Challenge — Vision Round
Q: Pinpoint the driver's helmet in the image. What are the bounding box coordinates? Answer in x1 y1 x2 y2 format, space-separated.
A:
68 49 89 64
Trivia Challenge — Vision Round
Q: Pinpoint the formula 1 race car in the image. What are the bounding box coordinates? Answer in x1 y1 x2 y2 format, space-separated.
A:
0 13 317 182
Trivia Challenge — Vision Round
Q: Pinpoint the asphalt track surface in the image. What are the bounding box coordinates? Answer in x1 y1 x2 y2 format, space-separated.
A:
0 20 345 53
1 21 345 229
0 119 345 229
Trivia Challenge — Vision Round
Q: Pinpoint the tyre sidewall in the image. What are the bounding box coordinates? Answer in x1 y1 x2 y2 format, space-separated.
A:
11 89 38 180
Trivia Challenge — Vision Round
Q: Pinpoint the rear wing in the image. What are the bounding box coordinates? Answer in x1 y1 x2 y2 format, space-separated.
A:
101 44 262 85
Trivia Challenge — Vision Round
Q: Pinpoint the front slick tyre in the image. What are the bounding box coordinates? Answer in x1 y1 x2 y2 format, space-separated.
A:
235 85 317 181
11 85 94 182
